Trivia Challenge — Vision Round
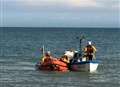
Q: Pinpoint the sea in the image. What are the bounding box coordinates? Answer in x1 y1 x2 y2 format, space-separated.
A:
0 27 120 87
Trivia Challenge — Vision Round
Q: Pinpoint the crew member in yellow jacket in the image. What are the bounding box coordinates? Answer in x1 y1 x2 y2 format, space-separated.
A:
83 41 97 61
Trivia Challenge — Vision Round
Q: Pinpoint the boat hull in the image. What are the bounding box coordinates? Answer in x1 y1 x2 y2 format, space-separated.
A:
36 60 99 72
36 59 69 72
71 61 99 72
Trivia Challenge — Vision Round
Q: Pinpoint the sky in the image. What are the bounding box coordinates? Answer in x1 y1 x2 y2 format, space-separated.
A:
0 0 120 27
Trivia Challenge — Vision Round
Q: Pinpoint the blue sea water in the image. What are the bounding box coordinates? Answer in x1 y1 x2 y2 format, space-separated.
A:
0 27 120 87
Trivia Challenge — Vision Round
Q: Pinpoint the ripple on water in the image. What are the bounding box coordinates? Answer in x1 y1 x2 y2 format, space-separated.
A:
1 65 35 71
16 61 35 66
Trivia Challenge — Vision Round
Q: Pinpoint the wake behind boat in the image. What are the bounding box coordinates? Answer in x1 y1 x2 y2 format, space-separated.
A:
36 35 99 72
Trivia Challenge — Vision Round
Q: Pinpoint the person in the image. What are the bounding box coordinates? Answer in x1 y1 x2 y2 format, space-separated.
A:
41 51 57 70
59 55 70 64
42 51 52 62
64 49 75 59
83 41 97 61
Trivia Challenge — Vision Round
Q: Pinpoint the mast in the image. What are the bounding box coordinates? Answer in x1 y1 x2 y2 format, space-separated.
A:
79 35 85 57
79 38 82 54
42 45 45 57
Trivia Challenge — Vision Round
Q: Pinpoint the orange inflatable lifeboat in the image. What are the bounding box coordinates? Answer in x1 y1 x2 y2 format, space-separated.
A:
36 58 69 72
36 51 70 72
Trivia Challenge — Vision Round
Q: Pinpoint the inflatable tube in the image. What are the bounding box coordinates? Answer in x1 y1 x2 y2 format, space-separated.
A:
51 60 68 67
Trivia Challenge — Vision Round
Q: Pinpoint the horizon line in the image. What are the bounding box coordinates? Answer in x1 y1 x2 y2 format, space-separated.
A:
0 27 120 29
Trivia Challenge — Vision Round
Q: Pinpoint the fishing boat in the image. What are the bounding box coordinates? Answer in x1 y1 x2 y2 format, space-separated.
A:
70 60 99 72
69 35 99 72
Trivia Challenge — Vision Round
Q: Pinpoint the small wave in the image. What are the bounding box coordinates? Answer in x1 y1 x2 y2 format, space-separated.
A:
1 66 35 71
17 62 35 66
0 59 6 62
0 78 12 81
89 75 110 83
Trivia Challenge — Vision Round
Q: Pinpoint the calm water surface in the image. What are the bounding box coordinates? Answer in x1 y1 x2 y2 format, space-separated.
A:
0 27 120 87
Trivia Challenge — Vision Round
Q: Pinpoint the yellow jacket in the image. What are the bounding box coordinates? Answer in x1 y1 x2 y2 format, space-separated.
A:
84 45 97 53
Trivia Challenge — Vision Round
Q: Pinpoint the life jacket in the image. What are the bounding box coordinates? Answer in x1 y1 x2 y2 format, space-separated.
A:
86 45 94 54
43 57 52 63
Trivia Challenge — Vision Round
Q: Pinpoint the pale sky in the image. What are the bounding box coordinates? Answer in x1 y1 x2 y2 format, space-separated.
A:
0 0 120 27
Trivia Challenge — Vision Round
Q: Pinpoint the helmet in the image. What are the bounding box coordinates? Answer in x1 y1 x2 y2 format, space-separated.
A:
45 51 51 56
47 51 51 54
74 51 78 53
88 41 92 45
